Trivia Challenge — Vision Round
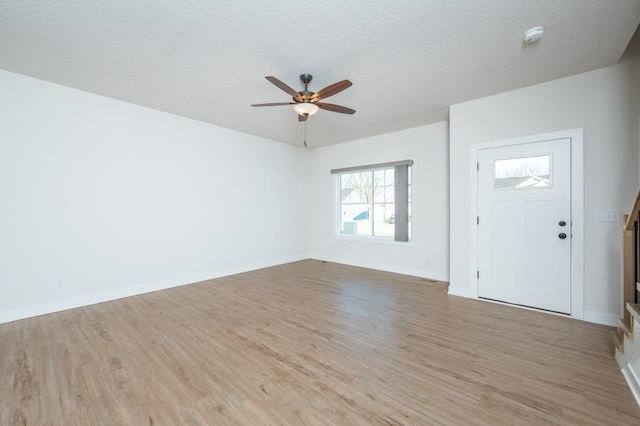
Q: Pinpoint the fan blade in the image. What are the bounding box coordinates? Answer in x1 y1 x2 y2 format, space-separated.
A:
317 102 356 115
298 114 308 122
251 102 296 107
312 80 352 101
265 76 302 101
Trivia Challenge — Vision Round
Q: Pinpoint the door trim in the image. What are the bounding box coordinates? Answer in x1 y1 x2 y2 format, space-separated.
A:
469 129 584 320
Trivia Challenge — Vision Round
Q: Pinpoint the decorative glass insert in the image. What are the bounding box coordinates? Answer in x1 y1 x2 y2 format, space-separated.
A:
494 155 550 189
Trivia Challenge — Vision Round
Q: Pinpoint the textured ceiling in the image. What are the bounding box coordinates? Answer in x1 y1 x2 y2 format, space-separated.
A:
1 0 639 148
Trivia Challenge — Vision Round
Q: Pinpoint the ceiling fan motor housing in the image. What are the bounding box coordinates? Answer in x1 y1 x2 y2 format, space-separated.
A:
298 74 314 100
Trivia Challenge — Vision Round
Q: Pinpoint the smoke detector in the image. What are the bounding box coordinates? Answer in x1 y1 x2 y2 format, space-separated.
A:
523 26 544 43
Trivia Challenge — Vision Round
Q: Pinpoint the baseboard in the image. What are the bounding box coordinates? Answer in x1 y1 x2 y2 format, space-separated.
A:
0 254 307 324
583 310 620 327
621 364 640 408
447 285 476 299
310 255 450 282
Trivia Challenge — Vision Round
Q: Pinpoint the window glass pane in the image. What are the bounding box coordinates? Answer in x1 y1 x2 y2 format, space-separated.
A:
374 175 393 203
337 163 411 241
385 168 395 183
371 170 384 203
349 186 363 203
385 169 395 203
373 192 383 203
494 155 550 189
341 174 353 189
373 204 394 237
341 204 371 236
384 185 394 203
352 171 372 203
342 172 371 204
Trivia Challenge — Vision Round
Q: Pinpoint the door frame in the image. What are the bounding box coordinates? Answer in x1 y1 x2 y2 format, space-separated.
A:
469 129 584 319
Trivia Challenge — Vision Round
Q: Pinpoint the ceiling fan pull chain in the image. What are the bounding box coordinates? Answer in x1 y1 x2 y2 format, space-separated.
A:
303 121 308 148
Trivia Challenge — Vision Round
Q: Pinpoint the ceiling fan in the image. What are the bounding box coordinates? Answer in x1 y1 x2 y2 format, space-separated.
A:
251 74 355 121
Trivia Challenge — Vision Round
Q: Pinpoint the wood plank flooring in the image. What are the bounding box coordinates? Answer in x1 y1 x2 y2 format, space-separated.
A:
1 260 639 425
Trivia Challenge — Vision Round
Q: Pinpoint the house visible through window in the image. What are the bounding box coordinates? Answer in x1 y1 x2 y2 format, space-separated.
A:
493 154 551 189
331 160 412 241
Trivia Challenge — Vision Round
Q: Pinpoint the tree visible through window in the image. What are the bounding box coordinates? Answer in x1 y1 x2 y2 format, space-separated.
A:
333 161 412 241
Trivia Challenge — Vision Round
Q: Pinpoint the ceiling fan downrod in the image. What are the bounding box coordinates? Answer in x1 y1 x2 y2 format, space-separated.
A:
299 74 314 98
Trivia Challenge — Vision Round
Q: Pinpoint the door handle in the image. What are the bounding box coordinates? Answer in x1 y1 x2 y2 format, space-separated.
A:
559 233 567 239
559 221 566 227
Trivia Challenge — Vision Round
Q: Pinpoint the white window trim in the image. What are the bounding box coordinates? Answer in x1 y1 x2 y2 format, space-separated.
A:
332 162 413 242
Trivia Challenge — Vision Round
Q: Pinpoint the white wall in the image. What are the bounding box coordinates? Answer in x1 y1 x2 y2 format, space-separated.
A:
0 70 310 323
309 123 449 281
629 28 640 179
5 55 638 327
449 63 638 325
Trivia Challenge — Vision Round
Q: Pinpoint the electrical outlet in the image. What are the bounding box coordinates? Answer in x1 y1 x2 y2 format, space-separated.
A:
56 276 65 288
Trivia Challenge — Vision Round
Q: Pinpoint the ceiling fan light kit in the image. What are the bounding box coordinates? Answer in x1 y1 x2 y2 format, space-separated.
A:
293 102 319 116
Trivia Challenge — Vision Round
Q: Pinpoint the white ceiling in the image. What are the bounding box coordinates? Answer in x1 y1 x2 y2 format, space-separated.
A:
1 1 639 148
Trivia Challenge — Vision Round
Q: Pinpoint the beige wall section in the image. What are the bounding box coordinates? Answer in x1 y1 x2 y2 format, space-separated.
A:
449 62 638 326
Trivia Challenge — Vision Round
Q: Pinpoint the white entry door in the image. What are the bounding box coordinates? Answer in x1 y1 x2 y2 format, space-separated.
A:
477 138 571 314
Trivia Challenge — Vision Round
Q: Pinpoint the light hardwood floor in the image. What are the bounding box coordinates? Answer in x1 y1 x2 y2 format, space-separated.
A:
2 260 639 425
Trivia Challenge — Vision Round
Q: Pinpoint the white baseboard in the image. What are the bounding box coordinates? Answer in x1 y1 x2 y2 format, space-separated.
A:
447 285 476 299
310 255 450 282
0 254 307 324
621 362 640 408
583 310 620 327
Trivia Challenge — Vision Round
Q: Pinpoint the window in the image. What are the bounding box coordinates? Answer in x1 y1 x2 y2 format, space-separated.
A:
494 154 551 189
331 160 412 241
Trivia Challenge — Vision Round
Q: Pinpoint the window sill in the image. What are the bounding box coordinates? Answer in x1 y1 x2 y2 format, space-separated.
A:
333 234 415 246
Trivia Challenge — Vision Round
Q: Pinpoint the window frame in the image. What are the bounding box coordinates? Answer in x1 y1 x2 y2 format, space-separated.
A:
332 160 413 243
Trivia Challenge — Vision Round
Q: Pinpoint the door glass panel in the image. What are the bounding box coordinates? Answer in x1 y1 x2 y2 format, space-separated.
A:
494 155 550 189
